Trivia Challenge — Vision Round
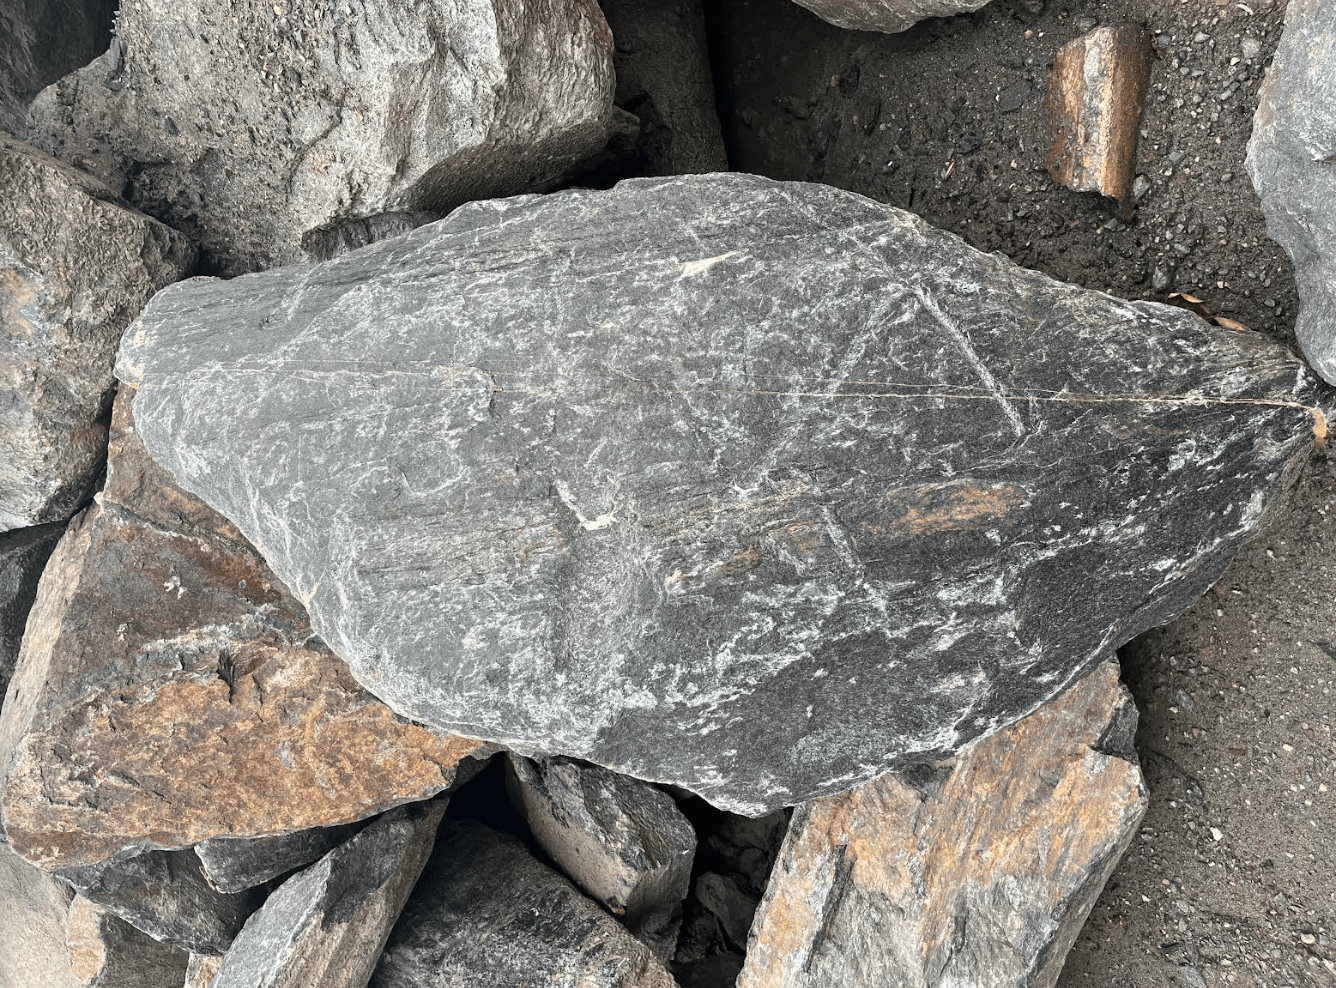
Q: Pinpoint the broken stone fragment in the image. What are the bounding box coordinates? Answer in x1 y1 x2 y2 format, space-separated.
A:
183 955 222 988
738 660 1146 988
0 520 64 709
117 173 1325 815
0 132 195 531
1045 24 1154 211
694 872 760 948
65 894 190 988
370 819 677 988
0 386 492 871
194 823 361 895
210 799 446 988
1247 0 1336 385
0 0 114 135
785 0 993 34
0 837 79 988
506 754 695 947
25 0 617 275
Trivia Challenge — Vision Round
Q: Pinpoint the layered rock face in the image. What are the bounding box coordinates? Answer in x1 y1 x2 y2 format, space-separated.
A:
1247 0 1336 385
26 0 619 275
117 172 1325 815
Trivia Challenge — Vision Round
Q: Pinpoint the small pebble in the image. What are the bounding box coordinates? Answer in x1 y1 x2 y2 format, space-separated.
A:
1133 174 1152 199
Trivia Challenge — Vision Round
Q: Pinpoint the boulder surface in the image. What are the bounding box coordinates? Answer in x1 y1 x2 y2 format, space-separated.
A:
787 0 994 35
0 0 114 135
117 173 1326 814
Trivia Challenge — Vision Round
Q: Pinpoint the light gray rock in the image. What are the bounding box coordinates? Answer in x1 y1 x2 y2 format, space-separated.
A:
25 0 618 276
195 823 361 894
0 0 115 135
0 132 195 531
65 894 190 988
370 819 677 988
506 754 695 952
211 799 446 988
117 172 1326 815
0 837 79 988
0 520 64 709
787 0 993 34
1247 0 1336 385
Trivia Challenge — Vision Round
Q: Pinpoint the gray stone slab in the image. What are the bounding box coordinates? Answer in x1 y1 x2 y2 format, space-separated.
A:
117 172 1326 815
195 823 360 894
0 519 64 711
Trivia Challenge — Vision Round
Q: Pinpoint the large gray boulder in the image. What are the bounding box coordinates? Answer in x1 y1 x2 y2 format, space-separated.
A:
788 0 993 34
1247 0 1336 385
0 0 115 135
25 0 618 276
117 173 1325 815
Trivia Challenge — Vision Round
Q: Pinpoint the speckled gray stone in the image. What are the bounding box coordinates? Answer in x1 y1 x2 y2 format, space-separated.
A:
117 173 1326 814
1247 0 1336 385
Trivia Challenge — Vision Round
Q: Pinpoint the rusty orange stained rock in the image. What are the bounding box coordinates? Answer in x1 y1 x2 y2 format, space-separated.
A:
1045 23 1154 212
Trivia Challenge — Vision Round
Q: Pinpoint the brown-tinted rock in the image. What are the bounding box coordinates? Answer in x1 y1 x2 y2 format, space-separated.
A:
1045 24 1154 213
66 894 190 987
0 0 114 135
0 387 492 870
0 519 65 709
739 660 1146 988
184 954 222 988
0 132 195 530
0 837 79 988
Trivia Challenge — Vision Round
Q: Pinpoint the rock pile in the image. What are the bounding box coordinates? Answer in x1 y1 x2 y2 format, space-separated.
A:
0 1 1330 987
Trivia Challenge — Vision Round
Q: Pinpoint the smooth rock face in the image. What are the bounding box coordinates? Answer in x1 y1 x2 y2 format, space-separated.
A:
25 0 617 276
0 387 491 870
370 820 677 988
786 0 991 35
65 894 191 987
738 660 1146 988
195 824 361 895
0 837 79 988
212 799 446 988
0 519 64 708
0 132 195 530
506 755 695 944
0 0 114 135
118 173 1325 814
1247 0 1336 385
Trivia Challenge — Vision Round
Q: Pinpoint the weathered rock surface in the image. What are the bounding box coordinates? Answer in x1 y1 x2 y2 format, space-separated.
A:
0 386 492 870
184 955 223 988
0 0 114 135
738 660 1146 988
786 0 992 35
1045 24 1154 212
212 799 446 988
370 819 677 988
506 754 695 942
0 131 195 531
0 519 64 707
117 173 1326 814
1247 0 1336 385
0 837 79 988
195 823 361 895
66 894 190 987
25 0 618 276
694 872 759 948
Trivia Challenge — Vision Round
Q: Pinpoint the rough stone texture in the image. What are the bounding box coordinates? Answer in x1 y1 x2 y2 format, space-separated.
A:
1045 24 1154 213
184 955 223 988
0 519 64 708
212 799 446 988
0 386 493 870
0 131 195 531
195 823 361 894
25 0 618 276
506 754 695 941
0 837 79 988
117 172 1326 815
737 660 1146 988
694 872 759 947
66 894 191 987
786 0 992 35
599 0 728 175
1247 0 1336 386
0 0 115 136
370 819 678 988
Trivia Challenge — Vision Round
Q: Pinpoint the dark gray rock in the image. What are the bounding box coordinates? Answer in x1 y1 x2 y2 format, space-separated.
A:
0 520 64 709
183 954 222 988
787 0 993 34
0 837 79 988
25 0 618 276
1247 0 1336 385
0 0 115 135
65 894 190 988
57 848 263 955
506 754 695 955
370 819 677 988
0 132 195 530
693 872 757 948
195 823 361 894
211 799 446 988
117 173 1326 815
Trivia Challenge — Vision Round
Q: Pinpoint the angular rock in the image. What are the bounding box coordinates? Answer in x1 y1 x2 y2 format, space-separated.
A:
211 799 446 988
0 0 114 136
66 894 190 987
25 0 617 276
370 819 677 988
117 172 1326 815
0 837 79 988
1247 0 1336 385
786 0 992 35
1045 24 1154 212
0 386 492 870
0 519 64 708
737 660 1146 988
195 823 361 895
506 754 695 949
0 132 195 530
694 872 758 948
184 955 222 988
